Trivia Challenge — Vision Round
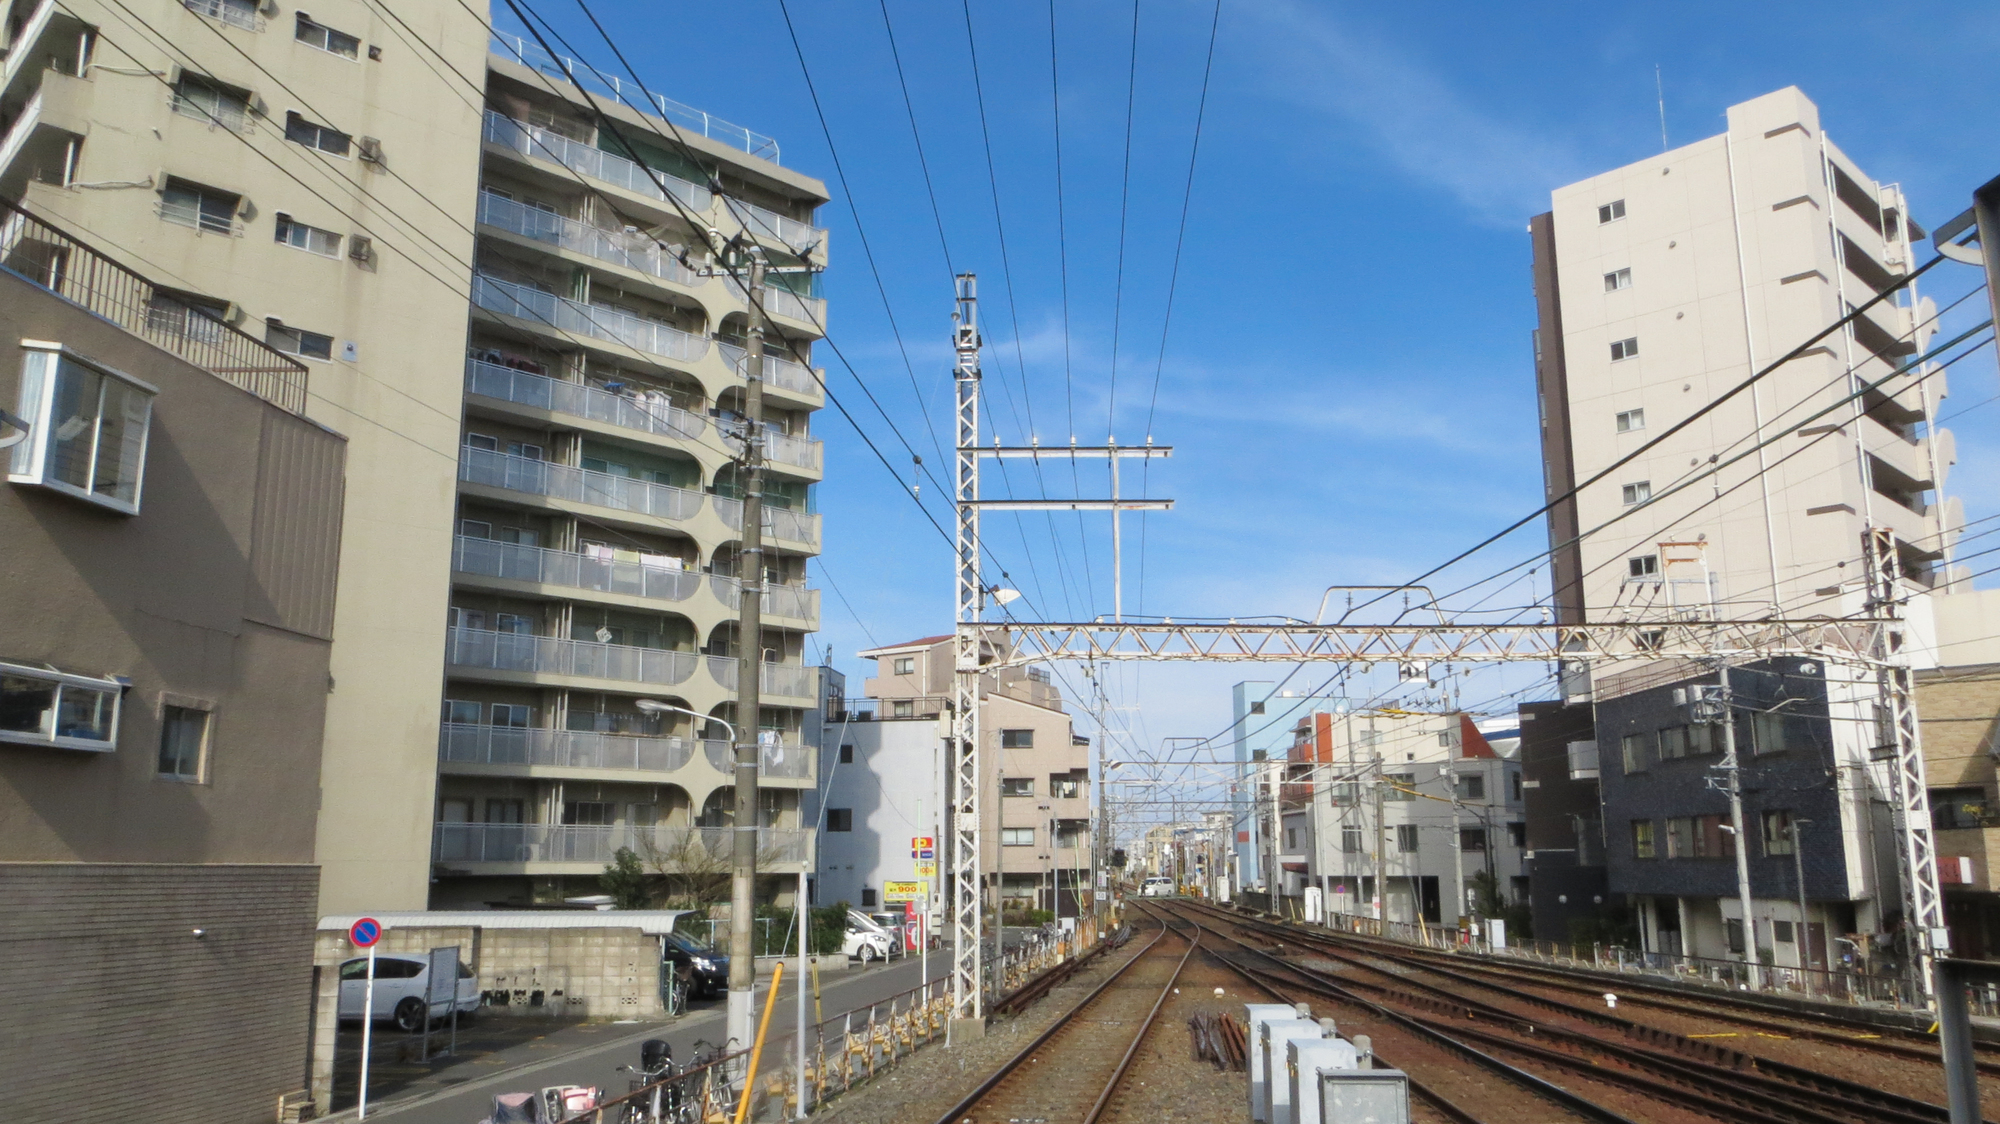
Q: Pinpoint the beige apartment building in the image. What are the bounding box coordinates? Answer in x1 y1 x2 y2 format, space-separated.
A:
1 0 828 912
0 208 345 1122
857 634 1094 917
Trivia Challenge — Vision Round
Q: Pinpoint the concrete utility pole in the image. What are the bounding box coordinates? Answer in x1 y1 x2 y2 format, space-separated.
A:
728 255 768 1057
1444 725 1465 937
1713 663 1761 990
1791 818 1813 987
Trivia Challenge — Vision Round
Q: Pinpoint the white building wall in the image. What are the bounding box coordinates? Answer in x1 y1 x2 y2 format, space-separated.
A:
814 717 943 914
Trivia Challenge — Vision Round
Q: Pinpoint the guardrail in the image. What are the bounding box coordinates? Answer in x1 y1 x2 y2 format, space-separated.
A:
433 822 811 864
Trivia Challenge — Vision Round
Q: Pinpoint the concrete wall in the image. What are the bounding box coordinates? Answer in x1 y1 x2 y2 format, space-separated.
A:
815 715 941 911
0 863 319 1124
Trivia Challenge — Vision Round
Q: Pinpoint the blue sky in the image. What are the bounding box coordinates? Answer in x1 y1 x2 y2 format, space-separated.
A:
513 1 2000 789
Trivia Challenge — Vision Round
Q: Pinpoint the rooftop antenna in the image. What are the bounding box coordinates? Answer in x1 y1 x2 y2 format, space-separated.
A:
1655 65 1669 152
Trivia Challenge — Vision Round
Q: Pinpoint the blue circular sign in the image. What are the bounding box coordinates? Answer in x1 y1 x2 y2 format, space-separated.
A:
350 917 382 948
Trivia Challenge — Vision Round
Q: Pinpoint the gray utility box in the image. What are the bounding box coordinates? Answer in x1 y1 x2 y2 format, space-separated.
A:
1245 1003 1303 1122
1260 1018 1325 1124
1288 1037 1359 1124
1317 1068 1411 1124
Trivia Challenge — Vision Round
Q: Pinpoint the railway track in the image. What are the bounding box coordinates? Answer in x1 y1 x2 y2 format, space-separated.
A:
1165 900 1980 1124
929 903 1196 1124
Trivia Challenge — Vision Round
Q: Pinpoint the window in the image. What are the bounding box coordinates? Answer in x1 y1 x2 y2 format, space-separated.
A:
1341 827 1363 854
1001 827 1034 846
172 75 252 132
1761 809 1795 855
1050 774 1081 799
1510 771 1522 801
1397 824 1420 853
1628 554 1659 578
1933 787 1990 830
1507 822 1527 848
838 744 854 764
284 111 351 156
1621 732 1648 774
825 808 852 831
491 703 530 727
1621 481 1651 506
265 320 334 360
1665 816 1692 858
443 699 479 725
1773 920 1795 944
1604 267 1632 292
184 0 258 31
1285 828 1298 849
1726 918 1745 955
1000 777 1034 797
1249 700 1266 714
438 798 472 822
1598 199 1626 223
1670 814 1735 857
860 888 876 907
1459 828 1488 852
890 700 913 718
275 213 341 257
157 705 208 780
1000 728 1034 748
486 799 524 824
1610 337 1639 361
1616 408 1645 433
892 657 914 675
1658 726 1688 760
1632 820 1657 859
1384 772 1415 800
628 803 658 827
1455 774 1485 801
296 14 360 57
158 178 240 235
9 345 154 514
1687 723 1719 756
563 801 613 826
1749 710 1787 755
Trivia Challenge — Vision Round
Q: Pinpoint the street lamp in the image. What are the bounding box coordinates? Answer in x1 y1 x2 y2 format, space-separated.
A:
636 698 736 740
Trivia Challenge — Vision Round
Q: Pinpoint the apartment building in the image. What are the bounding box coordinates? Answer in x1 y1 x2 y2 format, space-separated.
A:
1229 680 1348 890
1515 700 1606 942
854 634 1094 918
1 209 345 1123
430 38 829 909
1529 87 1959 965
0 1 830 911
1297 710 1527 926
813 690 944 913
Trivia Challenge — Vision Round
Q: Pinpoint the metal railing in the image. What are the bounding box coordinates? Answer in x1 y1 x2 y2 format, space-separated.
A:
433 822 811 864
482 109 712 212
704 655 817 700
701 737 812 779
712 495 820 548
827 696 950 722
0 200 306 412
438 722 697 773
762 428 823 472
760 285 826 327
718 341 821 398
488 32 780 163
472 273 708 364
452 535 703 602
445 625 700 687
734 199 825 255
477 190 703 288
464 358 706 443
709 574 819 622
169 90 254 133
459 445 705 523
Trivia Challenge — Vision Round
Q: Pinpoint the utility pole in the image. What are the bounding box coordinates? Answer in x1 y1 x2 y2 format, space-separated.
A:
728 254 768 1058
949 274 985 1034
1710 662 1761 990
1791 817 1813 992
1444 724 1465 940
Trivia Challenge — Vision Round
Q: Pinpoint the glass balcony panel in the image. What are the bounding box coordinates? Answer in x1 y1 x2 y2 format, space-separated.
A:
705 655 816 699
445 625 698 687
477 190 703 289
472 273 707 364
465 359 706 442
483 110 712 213
433 822 811 864
711 495 820 549
439 722 697 772
459 445 703 523
717 342 819 399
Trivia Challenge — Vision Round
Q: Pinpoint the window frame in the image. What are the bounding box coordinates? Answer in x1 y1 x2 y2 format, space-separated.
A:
171 74 254 133
158 177 241 236
1396 823 1420 853
825 808 853 832
1000 827 1034 847
1615 408 1645 433
274 212 342 258
8 342 156 515
265 319 334 360
1761 809 1796 856
999 776 1034 798
157 704 210 782
999 728 1034 749
1621 481 1652 506
1598 199 1626 223
891 656 914 676
1610 337 1639 361
283 110 352 157
1621 732 1648 774
294 13 361 58
837 744 854 764
1631 819 1657 860
1628 554 1659 578
0 660 125 752
1604 267 1632 292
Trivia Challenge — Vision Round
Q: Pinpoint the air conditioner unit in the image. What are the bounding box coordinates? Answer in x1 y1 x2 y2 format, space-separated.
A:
348 236 373 263
258 0 278 15
357 136 383 164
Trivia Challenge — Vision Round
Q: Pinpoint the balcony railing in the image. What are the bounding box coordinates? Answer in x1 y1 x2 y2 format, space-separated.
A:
735 200 825 254
459 445 705 524
483 109 713 212
169 91 254 133
453 535 703 603
763 429 823 472
478 190 703 289
761 286 826 327
445 625 700 687
439 722 697 773
705 656 817 700
701 738 812 779
473 273 708 364
718 341 820 398
709 575 819 622
464 358 705 443
434 822 812 865
712 496 820 549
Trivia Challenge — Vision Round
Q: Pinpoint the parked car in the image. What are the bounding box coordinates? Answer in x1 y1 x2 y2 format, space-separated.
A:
1140 877 1174 897
338 954 480 1031
661 929 729 998
867 912 910 956
844 910 893 963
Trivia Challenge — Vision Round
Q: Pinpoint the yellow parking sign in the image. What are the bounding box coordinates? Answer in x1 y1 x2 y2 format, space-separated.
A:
914 860 938 878
883 880 924 902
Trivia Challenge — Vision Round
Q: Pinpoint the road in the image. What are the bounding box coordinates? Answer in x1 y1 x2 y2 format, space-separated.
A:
372 951 952 1123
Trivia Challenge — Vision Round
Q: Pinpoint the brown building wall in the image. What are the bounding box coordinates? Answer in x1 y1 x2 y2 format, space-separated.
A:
0 863 319 1124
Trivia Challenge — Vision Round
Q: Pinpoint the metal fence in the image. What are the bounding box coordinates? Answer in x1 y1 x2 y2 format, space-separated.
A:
712 494 821 548
473 272 708 364
0 200 306 412
704 655 817 700
477 189 703 288
483 109 715 211
432 822 811 864
464 358 706 442
453 534 704 603
719 341 822 399
444 625 701 687
458 444 706 522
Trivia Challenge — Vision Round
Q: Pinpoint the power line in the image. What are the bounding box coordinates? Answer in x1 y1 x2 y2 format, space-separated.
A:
1103 0 1141 440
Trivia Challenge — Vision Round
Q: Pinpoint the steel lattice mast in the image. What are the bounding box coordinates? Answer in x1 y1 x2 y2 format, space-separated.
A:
950 274 984 1025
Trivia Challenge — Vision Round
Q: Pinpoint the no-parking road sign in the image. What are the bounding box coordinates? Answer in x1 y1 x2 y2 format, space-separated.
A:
350 917 383 948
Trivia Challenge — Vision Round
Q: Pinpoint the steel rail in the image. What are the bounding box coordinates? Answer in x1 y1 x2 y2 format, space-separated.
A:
1084 903 1202 1124
1160 901 1643 1124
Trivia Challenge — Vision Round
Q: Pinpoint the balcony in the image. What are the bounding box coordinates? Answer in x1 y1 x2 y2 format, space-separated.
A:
459 445 704 524
701 738 813 780
472 273 708 365
712 496 820 549
704 656 817 701
477 190 703 289
482 110 712 214
434 822 812 867
709 574 819 624
717 342 821 399
762 286 826 328
439 722 696 773
465 358 706 443
452 535 703 604
761 429 823 473
445 625 699 688
735 199 826 256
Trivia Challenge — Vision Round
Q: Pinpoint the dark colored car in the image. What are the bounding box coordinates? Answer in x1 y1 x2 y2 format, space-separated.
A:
662 930 729 998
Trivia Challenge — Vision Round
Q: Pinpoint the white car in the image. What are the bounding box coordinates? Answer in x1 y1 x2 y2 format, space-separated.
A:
339 954 480 1031
843 910 894 963
1140 877 1174 897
